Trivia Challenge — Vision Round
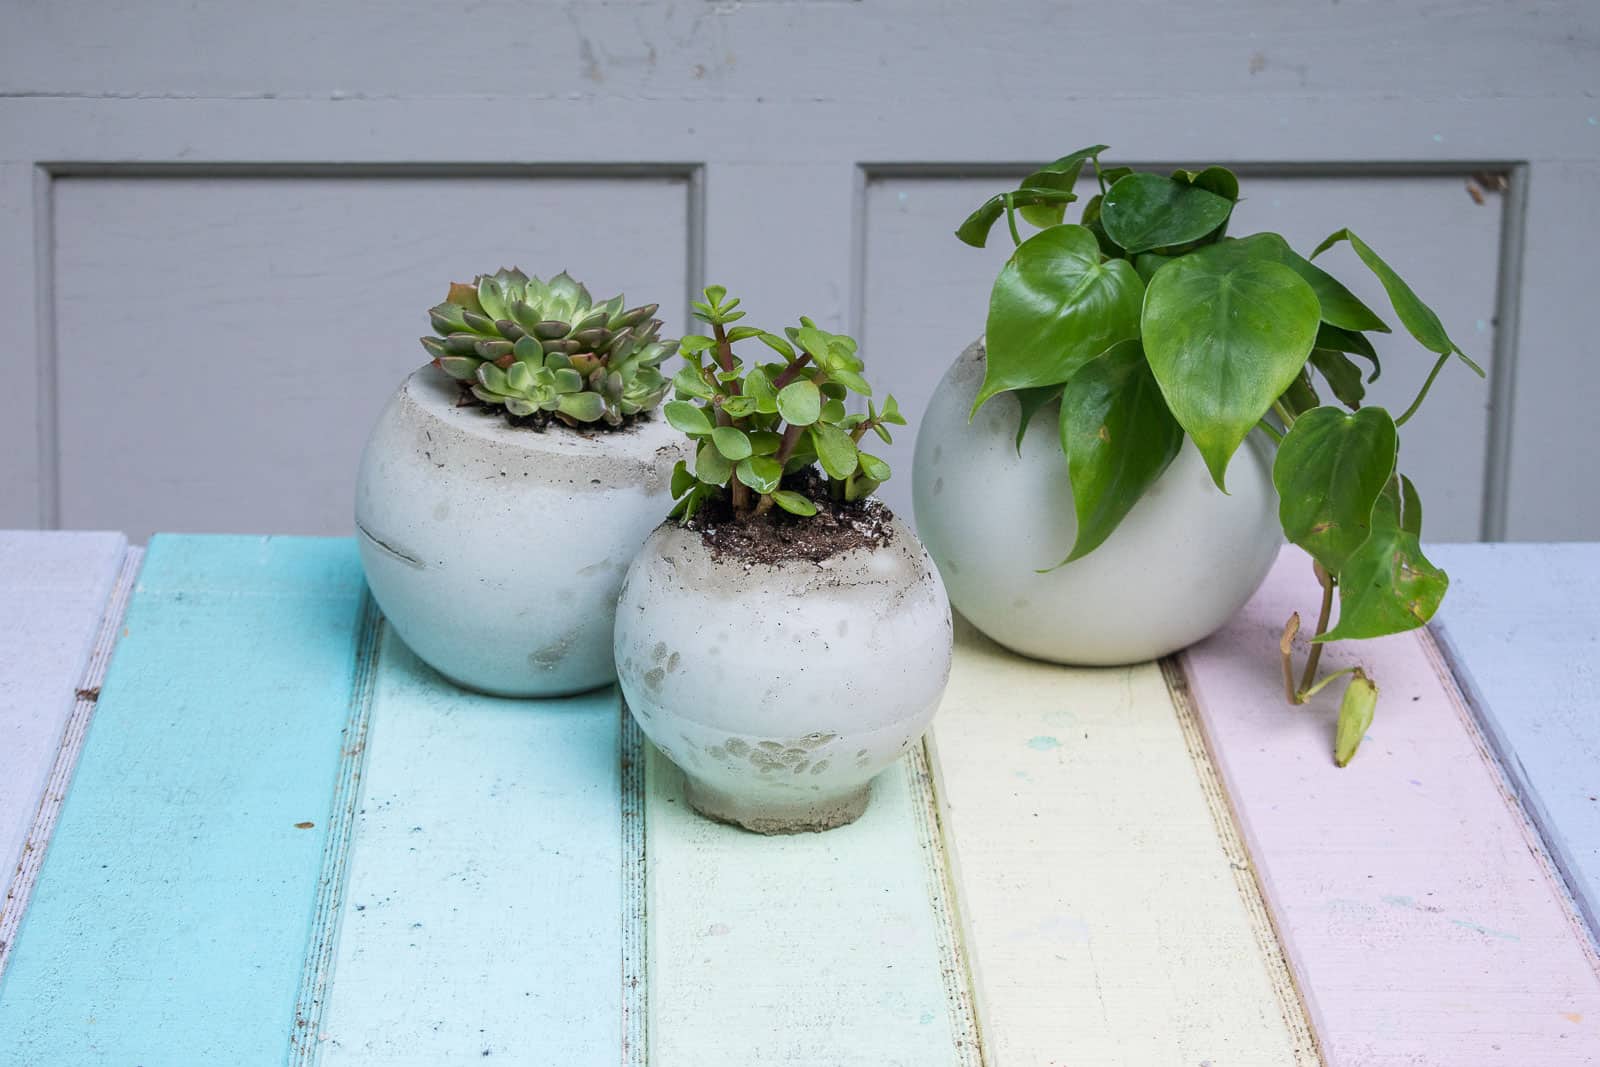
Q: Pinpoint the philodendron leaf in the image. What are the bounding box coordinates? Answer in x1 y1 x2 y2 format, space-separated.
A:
1012 385 1064 452
1171 166 1240 201
1273 406 1398 574
977 224 1144 413
1334 672 1379 767
1218 233 1390 335
1310 349 1367 408
1312 229 1484 376
1056 339 1184 564
1142 242 1321 489
1316 482 1448 642
1016 144 1107 229
1100 173 1235 254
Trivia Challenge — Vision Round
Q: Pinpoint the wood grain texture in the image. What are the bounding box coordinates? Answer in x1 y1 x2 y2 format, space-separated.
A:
316 632 623 1065
928 622 1316 1066
644 741 981 1067
1182 547 1600 1066
1429 543 1600 942
0 531 128 958
0 534 371 1066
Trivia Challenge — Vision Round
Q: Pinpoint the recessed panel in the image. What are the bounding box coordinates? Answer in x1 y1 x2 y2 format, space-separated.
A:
862 171 1503 541
53 175 690 540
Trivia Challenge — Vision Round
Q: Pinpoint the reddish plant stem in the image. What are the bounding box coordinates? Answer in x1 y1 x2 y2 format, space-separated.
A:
711 322 752 516
772 353 812 389
1297 562 1335 695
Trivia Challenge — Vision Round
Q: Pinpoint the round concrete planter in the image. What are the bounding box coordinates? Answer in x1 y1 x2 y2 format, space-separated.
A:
912 339 1281 666
614 514 953 834
355 366 688 697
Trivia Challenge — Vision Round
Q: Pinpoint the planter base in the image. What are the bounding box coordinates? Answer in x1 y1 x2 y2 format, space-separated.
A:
682 776 871 835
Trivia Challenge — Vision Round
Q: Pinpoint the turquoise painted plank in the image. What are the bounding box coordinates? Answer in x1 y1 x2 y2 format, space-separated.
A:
0 535 371 1066
0 532 127 928
1431 542 1600 941
315 631 622 1065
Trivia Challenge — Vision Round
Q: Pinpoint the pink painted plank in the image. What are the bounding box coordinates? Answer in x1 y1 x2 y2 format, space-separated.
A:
1183 547 1600 1066
0 532 128 904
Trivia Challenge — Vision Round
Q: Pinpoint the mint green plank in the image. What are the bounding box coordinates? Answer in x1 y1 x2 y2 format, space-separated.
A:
316 631 622 1065
0 535 371 1066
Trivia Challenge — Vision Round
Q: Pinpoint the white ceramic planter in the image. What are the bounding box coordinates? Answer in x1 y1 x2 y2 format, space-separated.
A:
912 339 1281 666
355 366 688 697
614 515 953 834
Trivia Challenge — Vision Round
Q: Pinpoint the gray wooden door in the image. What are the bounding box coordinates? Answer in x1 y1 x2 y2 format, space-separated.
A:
3 1 1594 542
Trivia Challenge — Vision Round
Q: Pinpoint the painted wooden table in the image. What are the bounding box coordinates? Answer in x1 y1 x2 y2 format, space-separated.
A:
1 533 1596 1066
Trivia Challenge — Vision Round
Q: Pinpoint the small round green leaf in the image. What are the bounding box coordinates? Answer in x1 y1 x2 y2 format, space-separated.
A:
777 379 823 426
1142 244 1320 489
712 425 753 461
857 452 891 483
771 490 818 517
695 440 733 486
663 400 713 436
735 455 782 494
810 422 858 479
556 391 605 422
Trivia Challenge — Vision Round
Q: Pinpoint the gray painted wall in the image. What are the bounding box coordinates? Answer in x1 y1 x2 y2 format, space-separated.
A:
2 1 1594 542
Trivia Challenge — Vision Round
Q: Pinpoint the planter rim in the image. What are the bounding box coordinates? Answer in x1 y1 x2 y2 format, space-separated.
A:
401 364 673 463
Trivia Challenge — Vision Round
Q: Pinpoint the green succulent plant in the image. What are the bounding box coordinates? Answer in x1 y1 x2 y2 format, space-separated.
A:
958 143 1486 766
664 286 906 523
420 268 675 427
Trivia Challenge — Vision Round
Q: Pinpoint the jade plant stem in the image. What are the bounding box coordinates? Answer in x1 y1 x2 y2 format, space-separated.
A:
710 321 753 514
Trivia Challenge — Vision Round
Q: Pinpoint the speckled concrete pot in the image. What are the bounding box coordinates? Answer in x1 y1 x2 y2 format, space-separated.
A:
912 339 1281 666
355 366 688 697
614 514 953 834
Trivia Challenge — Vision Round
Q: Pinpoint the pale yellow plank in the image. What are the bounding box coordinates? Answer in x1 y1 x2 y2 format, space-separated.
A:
929 622 1317 1066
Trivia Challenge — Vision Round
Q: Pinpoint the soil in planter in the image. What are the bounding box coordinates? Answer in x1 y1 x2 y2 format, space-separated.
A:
686 467 896 566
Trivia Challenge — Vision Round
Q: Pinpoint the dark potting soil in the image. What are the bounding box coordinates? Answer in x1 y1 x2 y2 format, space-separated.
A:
686 467 896 566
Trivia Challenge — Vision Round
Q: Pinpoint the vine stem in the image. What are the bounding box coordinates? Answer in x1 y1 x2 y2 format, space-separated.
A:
1004 195 1022 247
1297 561 1335 694
1256 419 1283 444
1395 349 1451 427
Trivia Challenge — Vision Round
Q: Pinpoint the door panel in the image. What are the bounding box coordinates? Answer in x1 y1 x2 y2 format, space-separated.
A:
52 175 690 541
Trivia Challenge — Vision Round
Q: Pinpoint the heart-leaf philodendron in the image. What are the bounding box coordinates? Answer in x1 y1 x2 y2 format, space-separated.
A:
957 144 1486 766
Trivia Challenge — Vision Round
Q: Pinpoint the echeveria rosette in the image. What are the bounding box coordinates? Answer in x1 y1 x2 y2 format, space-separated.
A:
420 267 676 428
664 286 906 524
956 144 1485 764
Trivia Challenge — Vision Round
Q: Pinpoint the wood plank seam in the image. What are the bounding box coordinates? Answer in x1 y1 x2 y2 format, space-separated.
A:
622 702 647 1067
1161 656 1324 1067
908 738 987 1067
288 597 384 1064
0 543 141 979
1418 626 1600 972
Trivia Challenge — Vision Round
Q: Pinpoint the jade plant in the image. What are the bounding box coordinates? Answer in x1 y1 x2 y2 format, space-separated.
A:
664 286 906 522
420 268 674 427
958 144 1483 765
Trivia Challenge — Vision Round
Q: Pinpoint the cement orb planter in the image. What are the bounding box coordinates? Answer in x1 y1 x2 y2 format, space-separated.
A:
912 340 1281 666
356 366 687 697
614 514 953 834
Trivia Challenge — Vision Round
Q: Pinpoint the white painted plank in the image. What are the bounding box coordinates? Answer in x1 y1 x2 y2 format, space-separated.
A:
317 630 623 1065
928 623 1316 1066
645 742 979 1067
0 531 127 911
